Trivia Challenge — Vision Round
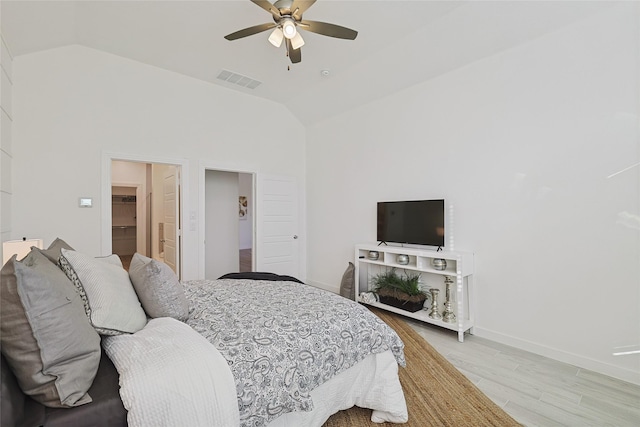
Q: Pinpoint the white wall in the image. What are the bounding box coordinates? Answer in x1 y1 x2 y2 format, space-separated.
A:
11 45 306 280
205 170 239 279
0 18 13 259
306 4 640 384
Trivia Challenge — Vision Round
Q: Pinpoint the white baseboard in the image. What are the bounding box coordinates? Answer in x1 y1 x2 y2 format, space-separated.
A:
473 326 640 386
306 280 340 295
303 282 639 386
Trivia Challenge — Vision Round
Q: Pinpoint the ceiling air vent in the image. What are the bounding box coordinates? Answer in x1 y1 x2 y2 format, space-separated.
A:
216 69 261 90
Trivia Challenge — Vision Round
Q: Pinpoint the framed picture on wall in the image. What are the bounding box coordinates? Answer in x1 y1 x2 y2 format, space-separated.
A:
239 196 248 220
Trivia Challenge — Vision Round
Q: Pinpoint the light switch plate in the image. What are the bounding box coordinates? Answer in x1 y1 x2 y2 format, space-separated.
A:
79 197 93 208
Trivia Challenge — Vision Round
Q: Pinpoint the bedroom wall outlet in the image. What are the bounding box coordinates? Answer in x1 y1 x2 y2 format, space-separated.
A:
79 197 93 208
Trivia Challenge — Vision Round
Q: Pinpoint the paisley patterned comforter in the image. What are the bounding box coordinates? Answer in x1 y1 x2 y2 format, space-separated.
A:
183 279 405 427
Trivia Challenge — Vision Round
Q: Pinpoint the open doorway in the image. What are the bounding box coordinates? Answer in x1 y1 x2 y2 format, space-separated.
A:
111 160 181 276
204 170 254 279
238 173 253 272
111 186 139 270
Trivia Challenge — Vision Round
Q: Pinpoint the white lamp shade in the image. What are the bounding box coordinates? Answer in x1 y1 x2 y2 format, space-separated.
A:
268 27 284 47
291 32 305 50
2 239 44 265
282 19 297 39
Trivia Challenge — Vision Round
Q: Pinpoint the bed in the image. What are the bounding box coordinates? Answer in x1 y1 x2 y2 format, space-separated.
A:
1 239 408 427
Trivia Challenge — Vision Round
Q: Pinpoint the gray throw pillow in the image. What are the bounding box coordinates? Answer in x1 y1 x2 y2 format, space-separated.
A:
59 249 147 335
128 253 189 321
39 237 74 264
339 262 356 300
0 250 101 408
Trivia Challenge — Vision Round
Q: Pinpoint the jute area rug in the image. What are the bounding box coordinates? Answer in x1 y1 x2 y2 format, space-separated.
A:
323 308 521 426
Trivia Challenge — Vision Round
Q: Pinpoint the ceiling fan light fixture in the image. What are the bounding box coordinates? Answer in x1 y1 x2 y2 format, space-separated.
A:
282 18 297 39
268 27 284 47
224 0 358 65
291 32 305 50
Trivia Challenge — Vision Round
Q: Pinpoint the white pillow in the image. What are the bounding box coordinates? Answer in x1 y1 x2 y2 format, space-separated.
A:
59 249 147 335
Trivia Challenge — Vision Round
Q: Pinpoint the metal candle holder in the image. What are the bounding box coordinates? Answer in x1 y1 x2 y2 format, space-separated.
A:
428 288 442 320
442 276 456 323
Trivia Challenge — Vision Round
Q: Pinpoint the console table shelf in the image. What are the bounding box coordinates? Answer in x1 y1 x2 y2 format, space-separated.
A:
354 243 475 342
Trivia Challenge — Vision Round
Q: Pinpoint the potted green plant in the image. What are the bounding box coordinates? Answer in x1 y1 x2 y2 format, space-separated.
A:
372 268 427 312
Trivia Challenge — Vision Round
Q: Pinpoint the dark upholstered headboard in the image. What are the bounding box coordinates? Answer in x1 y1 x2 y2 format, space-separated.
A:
1 350 127 427
1 352 44 427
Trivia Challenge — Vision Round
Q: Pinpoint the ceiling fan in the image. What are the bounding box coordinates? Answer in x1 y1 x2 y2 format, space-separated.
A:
224 0 358 64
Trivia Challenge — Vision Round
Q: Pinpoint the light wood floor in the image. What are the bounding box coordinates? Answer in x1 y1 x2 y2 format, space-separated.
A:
120 254 133 271
239 248 252 272
404 317 640 426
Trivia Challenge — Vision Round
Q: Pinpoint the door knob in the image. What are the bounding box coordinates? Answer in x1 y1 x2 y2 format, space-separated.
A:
293 235 298 239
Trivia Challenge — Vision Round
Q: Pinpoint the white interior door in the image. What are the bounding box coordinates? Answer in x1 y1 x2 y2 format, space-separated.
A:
256 174 299 278
163 168 180 276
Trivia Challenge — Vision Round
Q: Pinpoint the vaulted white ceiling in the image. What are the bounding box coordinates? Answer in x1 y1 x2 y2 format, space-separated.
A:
1 1 610 125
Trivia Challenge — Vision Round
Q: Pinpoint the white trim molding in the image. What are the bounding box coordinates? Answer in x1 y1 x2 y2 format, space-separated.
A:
100 151 189 262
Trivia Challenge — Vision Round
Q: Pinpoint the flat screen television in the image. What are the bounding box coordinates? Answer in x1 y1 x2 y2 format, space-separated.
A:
377 199 445 247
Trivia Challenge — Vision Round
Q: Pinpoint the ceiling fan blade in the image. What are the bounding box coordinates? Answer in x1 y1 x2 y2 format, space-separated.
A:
286 39 302 64
250 0 281 19
224 23 277 41
299 20 358 40
290 0 317 20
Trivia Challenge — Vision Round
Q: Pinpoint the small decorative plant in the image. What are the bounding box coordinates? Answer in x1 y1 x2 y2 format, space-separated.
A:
371 268 426 312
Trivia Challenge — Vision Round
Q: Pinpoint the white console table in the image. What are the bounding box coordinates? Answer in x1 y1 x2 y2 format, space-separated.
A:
355 243 474 342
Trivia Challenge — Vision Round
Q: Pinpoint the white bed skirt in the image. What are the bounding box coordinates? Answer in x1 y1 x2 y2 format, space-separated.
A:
268 350 408 426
